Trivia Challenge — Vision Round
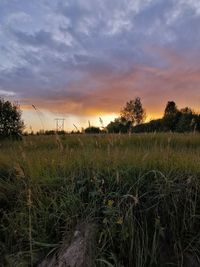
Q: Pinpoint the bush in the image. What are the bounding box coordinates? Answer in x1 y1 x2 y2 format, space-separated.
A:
85 126 101 134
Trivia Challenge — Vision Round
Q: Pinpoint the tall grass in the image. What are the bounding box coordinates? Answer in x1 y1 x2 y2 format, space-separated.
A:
0 133 200 266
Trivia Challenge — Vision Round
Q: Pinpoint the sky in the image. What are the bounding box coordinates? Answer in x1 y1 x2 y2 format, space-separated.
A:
0 0 200 131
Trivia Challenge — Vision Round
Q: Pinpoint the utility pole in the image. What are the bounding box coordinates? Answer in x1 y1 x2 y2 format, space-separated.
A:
55 118 65 132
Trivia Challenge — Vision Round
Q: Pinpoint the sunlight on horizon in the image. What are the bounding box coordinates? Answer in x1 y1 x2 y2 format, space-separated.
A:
22 109 120 132
22 107 163 133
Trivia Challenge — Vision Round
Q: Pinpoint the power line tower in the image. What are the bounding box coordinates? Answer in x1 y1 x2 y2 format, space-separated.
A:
55 118 65 132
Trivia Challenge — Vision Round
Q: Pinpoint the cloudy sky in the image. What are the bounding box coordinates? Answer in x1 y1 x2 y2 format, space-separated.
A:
0 0 200 131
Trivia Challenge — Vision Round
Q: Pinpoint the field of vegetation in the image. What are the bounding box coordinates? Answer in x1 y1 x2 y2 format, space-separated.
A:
1 133 200 266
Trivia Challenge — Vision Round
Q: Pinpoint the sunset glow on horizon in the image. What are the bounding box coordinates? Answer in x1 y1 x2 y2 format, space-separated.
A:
0 0 200 131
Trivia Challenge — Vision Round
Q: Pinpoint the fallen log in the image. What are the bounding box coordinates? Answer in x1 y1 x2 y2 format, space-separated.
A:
38 223 96 267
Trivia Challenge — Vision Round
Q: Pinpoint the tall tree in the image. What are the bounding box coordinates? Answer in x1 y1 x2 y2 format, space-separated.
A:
121 97 146 126
164 101 178 117
0 98 24 139
163 101 180 131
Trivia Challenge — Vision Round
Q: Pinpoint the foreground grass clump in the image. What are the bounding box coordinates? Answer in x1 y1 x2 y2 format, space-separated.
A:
0 133 200 266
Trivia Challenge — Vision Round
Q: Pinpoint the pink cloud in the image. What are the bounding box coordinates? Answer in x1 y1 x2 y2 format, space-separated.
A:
21 47 200 118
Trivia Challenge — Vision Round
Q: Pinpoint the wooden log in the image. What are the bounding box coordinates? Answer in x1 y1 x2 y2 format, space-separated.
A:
38 223 96 267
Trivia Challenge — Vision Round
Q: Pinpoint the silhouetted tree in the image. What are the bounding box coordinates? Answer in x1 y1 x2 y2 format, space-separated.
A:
85 126 101 134
163 101 181 131
107 118 131 133
0 98 24 139
164 101 178 116
132 119 163 133
123 100 200 133
121 97 146 126
44 130 56 135
133 97 146 125
176 107 198 132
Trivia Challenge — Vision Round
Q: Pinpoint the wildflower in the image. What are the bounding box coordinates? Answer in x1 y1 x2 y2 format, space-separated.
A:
116 217 123 225
107 199 114 207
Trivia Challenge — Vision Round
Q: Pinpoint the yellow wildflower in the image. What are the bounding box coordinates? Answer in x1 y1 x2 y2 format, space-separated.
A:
116 217 123 225
107 199 114 207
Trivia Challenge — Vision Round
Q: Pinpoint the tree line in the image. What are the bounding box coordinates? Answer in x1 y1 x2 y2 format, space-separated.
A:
1 97 200 138
106 99 200 133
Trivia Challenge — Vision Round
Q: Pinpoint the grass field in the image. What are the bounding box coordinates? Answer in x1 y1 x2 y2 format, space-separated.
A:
1 133 200 266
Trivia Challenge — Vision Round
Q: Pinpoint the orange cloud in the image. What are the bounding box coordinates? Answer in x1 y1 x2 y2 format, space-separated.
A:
21 47 200 118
